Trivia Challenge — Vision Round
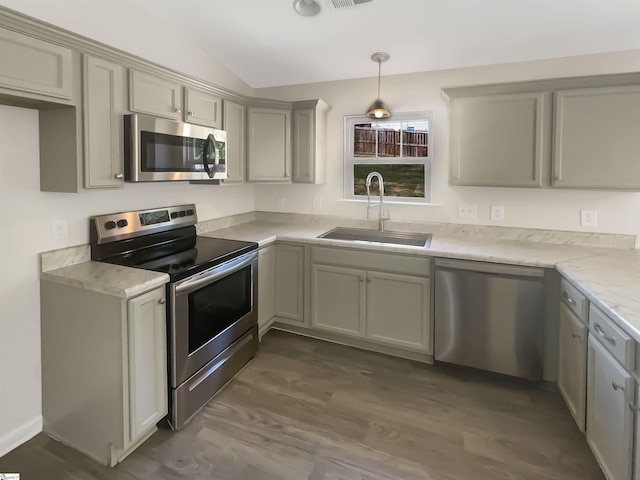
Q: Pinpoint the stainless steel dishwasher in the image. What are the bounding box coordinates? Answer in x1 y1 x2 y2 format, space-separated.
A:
434 258 545 380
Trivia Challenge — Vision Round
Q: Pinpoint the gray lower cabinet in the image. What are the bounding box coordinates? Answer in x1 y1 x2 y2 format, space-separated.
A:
0 28 72 100
222 100 246 184
557 302 588 432
448 92 548 187
129 69 183 121
83 55 126 188
246 106 292 182
587 335 634 480
40 283 168 467
553 85 640 190
292 99 331 184
275 244 305 325
310 247 432 353
258 245 276 336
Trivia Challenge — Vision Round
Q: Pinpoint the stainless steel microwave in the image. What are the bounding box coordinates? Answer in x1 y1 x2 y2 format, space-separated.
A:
124 114 227 182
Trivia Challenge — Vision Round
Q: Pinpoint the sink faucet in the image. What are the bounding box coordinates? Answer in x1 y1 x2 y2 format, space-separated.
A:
365 171 390 232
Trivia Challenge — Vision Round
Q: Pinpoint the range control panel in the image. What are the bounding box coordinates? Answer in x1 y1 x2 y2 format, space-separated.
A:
91 204 197 244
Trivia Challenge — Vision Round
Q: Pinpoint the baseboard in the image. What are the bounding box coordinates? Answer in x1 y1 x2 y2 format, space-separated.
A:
0 416 42 457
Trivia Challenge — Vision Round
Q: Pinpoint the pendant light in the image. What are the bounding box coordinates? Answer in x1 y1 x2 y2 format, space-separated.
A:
367 52 391 119
292 0 321 17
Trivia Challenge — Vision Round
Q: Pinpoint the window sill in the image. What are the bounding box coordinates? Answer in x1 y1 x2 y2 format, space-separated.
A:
337 199 437 207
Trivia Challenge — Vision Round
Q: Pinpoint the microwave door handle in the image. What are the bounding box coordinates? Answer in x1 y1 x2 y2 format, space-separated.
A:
202 134 215 179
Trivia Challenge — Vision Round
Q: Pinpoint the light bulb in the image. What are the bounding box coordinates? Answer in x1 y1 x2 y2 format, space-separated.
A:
375 111 383 118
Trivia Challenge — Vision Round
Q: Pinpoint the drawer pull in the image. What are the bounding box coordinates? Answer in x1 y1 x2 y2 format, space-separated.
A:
562 291 576 306
594 323 616 344
571 332 581 339
612 381 625 392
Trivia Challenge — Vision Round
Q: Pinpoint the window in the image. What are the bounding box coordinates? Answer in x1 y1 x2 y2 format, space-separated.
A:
344 112 432 202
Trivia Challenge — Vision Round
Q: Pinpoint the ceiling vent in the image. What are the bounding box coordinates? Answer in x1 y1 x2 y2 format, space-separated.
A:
326 0 373 10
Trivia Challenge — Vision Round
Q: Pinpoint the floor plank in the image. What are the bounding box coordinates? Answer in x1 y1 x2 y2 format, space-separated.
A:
0 330 604 479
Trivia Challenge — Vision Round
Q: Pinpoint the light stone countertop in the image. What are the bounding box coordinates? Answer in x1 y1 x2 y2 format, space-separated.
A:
200 220 612 268
40 261 169 299
202 219 640 342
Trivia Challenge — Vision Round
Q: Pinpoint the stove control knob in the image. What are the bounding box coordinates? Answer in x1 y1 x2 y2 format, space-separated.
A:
116 219 128 228
104 221 116 230
170 212 178 219
186 209 194 216
178 211 186 217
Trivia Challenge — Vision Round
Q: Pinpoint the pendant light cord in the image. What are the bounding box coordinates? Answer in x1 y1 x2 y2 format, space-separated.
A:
377 60 381 99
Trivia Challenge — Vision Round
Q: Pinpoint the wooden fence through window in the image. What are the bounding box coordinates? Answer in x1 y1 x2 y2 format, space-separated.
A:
354 125 428 157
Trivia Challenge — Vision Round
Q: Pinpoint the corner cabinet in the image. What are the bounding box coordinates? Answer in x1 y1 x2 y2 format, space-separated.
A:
292 99 331 184
553 85 640 189
246 106 292 182
448 92 548 187
310 247 432 354
83 55 126 188
222 100 246 184
275 244 305 325
40 282 168 467
258 245 276 336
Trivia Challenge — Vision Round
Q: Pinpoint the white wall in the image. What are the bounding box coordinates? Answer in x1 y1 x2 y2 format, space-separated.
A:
256 50 640 236
0 105 255 455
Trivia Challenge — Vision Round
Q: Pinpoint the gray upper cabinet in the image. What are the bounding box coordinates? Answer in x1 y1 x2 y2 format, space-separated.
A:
292 99 331 184
0 28 72 100
449 92 548 187
129 69 183 121
185 88 222 128
553 85 640 190
246 106 292 182
83 55 126 189
222 100 246 184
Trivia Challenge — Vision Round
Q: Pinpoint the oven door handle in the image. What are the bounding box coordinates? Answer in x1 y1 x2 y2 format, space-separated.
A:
175 251 257 294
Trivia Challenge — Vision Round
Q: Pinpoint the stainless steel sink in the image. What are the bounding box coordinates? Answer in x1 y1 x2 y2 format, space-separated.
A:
318 227 432 248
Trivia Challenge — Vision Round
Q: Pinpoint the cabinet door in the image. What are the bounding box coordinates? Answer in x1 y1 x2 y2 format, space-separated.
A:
129 70 183 120
292 107 316 183
258 246 276 333
366 272 431 352
0 29 72 99
635 385 640 480
557 303 588 432
223 100 246 184
586 336 634 480
185 88 222 128
553 85 640 189
311 264 366 337
275 244 304 324
246 107 292 182
127 288 168 443
449 92 547 187
83 55 126 188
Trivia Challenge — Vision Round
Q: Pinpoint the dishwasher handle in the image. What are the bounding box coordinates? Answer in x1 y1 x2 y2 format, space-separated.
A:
435 258 544 278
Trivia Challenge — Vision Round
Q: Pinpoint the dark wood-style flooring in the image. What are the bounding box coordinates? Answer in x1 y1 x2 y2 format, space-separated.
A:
1 330 604 479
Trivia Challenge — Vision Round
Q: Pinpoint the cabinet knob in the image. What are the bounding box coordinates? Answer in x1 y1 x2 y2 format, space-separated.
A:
359 276 365 282
175 108 183 114
285 173 291 178
115 173 124 179
158 298 166 305
612 381 624 392
562 291 575 306
571 332 581 339
188 111 195 117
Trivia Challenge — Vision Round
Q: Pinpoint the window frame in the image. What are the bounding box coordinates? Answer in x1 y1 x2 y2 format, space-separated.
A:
343 111 433 203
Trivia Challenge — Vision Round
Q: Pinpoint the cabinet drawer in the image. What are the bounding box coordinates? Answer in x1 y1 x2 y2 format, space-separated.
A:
560 278 588 322
589 305 634 369
311 246 430 277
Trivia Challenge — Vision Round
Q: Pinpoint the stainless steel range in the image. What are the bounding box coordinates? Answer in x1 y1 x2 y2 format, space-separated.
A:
90 204 259 429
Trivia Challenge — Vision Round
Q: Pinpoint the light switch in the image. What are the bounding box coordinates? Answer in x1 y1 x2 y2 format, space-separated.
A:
580 210 598 227
490 205 505 221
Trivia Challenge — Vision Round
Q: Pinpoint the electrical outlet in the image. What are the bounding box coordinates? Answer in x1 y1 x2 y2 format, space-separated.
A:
490 205 505 221
458 204 477 219
51 220 68 240
580 209 598 227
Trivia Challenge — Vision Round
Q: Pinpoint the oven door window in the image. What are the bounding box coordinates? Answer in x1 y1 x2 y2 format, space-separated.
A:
140 131 206 172
188 266 252 354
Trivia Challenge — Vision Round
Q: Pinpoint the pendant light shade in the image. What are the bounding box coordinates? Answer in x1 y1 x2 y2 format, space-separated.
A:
292 0 321 17
367 52 391 119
